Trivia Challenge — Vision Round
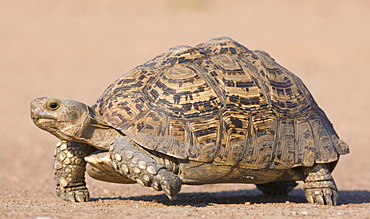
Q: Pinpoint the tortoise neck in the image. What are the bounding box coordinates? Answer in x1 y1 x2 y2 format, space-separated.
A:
81 125 122 150
76 107 122 150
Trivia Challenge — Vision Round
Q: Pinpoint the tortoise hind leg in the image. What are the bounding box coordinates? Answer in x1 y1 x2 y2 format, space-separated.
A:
303 163 338 205
110 137 182 200
256 181 298 197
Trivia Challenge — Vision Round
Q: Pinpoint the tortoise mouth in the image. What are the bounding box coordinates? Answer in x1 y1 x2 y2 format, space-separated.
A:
32 115 59 130
32 117 57 129
37 117 56 124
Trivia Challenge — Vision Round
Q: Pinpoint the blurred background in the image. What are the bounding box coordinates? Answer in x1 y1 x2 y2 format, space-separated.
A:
1 0 369 200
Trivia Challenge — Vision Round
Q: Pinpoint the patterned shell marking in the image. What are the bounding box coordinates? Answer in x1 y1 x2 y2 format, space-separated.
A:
93 37 349 169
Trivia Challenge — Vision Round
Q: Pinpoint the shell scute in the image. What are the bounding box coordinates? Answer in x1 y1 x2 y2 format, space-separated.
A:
94 37 349 168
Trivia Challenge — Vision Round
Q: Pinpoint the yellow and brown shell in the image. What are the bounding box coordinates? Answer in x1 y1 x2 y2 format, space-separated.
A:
93 37 349 169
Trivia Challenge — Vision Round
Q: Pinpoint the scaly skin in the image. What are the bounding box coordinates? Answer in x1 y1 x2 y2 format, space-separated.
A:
110 137 182 200
54 141 97 202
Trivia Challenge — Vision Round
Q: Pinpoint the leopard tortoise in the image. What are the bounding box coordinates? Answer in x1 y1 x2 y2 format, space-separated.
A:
30 37 349 205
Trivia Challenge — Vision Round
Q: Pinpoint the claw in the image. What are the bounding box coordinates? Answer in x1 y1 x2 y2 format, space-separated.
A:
315 191 325 205
75 191 89 202
305 188 336 205
306 193 314 204
157 169 182 200
56 186 90 202
66 193 74 202
323 189 333 206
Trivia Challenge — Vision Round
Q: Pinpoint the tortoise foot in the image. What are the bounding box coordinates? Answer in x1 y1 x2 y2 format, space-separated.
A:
56 185 90 202
304 164 338 205
304 186 338 206
153 169 182 200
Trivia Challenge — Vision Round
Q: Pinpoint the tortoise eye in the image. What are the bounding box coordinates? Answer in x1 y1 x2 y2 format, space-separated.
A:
47 100 60 110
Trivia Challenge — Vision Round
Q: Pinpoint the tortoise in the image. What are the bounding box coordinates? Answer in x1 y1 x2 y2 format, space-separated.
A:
30 37 349 205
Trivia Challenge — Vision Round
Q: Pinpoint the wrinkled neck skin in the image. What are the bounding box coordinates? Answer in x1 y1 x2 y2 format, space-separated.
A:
57 107 122 150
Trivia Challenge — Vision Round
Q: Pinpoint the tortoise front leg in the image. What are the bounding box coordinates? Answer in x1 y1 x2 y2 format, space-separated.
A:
110 137 182 200
53 141 97 202
303 163 338 205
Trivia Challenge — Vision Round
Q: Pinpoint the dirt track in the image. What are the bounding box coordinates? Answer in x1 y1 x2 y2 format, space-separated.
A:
1 1 370 218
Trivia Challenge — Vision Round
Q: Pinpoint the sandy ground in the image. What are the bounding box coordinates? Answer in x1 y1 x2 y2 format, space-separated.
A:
1 0 370 218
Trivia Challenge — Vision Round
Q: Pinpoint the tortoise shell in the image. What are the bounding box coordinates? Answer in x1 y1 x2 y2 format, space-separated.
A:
93 37 348 169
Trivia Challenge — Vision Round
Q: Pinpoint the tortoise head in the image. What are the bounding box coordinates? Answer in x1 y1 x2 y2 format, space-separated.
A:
30 97 116 148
